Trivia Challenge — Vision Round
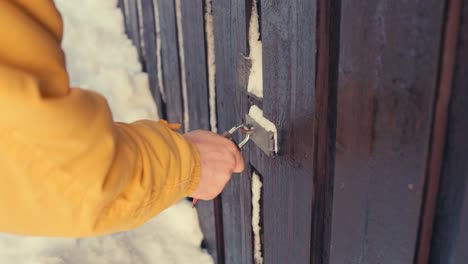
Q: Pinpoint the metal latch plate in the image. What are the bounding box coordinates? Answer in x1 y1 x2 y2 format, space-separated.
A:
245 115 277 157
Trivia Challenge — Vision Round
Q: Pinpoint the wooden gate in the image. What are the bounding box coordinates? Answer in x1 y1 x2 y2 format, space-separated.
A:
120 0 468 263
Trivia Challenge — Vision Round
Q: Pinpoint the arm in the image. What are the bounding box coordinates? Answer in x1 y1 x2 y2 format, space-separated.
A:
0 0 200 237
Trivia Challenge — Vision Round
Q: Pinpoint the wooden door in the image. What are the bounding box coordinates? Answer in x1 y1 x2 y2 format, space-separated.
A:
120 0 468 263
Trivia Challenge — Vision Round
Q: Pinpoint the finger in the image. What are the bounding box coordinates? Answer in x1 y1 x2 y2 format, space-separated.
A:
232 149 245 173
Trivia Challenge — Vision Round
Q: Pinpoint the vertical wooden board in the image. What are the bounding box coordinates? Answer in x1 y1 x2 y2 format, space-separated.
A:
239 164 254 264
197 202 219 264
310 0 341 263
252 0 316 263
416 0 464 262
140 0 164 118
329 1 445 263
212 1 239 262
430 2 468 263
122 0 143 62
213 0 251 263
180 0 210 130
157 0 184 125
239 2 254 263
178 0 219 261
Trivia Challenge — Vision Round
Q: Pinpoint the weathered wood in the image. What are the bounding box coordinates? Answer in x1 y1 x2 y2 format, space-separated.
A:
329 1 445 263
195 200 217 261
121 0 144 62
238 165 254 264
247 0 317 263
430 2 468 263
157 0 184 126
177 0 219 261
121 0 468 263
180 0 210 131
310 0 340 263
417 0 464 263
212 0 250 263
139 0 165 118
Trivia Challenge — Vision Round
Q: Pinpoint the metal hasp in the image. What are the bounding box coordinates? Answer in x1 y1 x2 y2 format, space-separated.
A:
245 115 277 157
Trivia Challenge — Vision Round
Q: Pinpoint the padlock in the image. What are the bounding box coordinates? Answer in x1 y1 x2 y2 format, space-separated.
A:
222 124 253 149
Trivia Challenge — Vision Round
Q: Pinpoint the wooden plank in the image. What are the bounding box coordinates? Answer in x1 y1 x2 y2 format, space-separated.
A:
310 0 340 263
177 0 220 261
416 0 464 262
248 0 317 263
329 1 445 263
157 0 184 126
139 0 165 118
430 2 468 263
180 0 210 130
121 0 144 62
239 164 254 264
238 2 254 263
212 0 250 263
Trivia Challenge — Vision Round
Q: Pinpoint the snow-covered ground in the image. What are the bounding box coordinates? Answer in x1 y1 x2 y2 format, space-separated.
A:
0 1 213 263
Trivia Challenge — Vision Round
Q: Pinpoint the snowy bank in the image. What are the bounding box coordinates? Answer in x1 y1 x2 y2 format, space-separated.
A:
0 1 212 263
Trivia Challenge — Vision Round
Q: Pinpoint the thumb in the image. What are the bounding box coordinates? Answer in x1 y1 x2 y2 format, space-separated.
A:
233 150 245 173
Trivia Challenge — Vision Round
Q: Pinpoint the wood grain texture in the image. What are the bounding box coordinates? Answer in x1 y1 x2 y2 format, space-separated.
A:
139 0 165 118
122 0 144 62
417 0 463 262
157 0 184 126
120 0 468 263
310 0 340 263
178 1 219 261
329 1 445 263
248 0 317 263
180 0 210 131
212 0 251 263
430 2 468 263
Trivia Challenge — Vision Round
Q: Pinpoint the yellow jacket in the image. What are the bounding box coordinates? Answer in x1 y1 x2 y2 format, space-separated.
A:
0 0 200 237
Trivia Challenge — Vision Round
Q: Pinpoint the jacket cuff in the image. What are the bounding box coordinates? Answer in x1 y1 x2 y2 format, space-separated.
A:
184 141 202 196
157 119 201 197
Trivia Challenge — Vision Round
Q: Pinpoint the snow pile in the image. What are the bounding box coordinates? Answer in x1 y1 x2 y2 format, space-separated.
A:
247 1 263 98
0 1 213 263
0 203 212 264
204 0 217 133
251 172 263 264
59 0 158 123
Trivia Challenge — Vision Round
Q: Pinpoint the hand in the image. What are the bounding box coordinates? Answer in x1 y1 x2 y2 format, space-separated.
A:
184 130 245 200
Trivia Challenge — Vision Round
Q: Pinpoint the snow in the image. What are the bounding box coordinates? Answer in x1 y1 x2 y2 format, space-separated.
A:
248 105 279 154
0 203 212 264
205 0 217 133
175 0 189 132
58 0 159 122
247 1 263 98
251 172 263 264
0 1 213 263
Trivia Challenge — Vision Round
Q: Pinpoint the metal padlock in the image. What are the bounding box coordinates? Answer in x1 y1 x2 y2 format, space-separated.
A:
222 124 253 149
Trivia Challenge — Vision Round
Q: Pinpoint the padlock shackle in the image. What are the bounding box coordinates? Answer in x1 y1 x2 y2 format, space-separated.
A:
225 124 253 149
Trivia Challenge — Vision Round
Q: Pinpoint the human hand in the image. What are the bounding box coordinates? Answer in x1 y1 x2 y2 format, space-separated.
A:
184 130 245 200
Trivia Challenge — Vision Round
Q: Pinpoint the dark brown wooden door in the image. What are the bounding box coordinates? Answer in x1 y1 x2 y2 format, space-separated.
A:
121 0 468 263
212 0 317 263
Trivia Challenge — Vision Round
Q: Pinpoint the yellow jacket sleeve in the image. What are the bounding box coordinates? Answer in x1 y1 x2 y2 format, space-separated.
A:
0 0 201 237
